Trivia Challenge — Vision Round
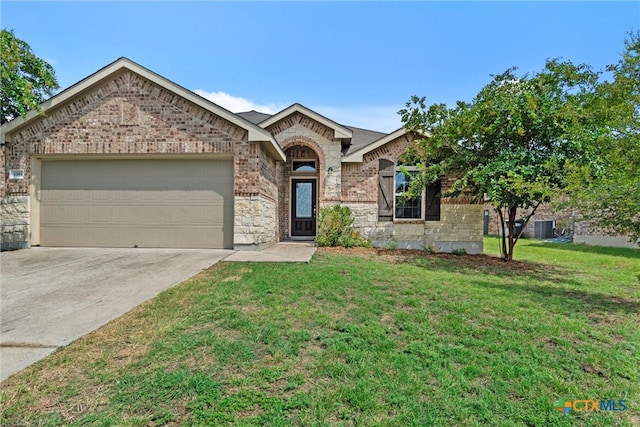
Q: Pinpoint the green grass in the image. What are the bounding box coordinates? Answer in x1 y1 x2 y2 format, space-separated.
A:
1 238 639 426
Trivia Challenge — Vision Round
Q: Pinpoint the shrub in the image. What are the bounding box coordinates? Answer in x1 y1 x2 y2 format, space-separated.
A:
386 240 398 250
423 243 437 254
316 205 371 248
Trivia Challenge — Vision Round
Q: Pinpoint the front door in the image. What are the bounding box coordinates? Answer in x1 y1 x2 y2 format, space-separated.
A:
291 179 317 237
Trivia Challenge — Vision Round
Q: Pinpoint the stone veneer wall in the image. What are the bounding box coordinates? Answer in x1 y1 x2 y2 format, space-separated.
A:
0 196 30 250
233 141 279 248
2 69 281 250
346 202 484 254
234 195 277 250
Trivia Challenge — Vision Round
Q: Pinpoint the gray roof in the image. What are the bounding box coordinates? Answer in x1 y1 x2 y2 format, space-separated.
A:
346 126 387 154
236 110 272 125
236 110 390 155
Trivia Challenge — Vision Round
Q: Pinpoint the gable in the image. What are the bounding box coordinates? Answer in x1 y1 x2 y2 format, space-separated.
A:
1 57 285 161
342 128 420 163
9 71 247 152
260 104 353 141
266 112 338 143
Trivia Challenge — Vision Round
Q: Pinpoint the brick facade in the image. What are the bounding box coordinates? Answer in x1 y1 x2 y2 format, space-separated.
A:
1 58 487 252
341 135 412 203
341 133 483 254
1 68 280 250
3 71 258 193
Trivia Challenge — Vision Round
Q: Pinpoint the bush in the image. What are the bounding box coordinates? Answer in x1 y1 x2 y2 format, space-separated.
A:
316 205 371 248
423 243 437 254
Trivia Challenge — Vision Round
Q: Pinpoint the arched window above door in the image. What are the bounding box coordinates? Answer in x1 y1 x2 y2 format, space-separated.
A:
293 161 316 172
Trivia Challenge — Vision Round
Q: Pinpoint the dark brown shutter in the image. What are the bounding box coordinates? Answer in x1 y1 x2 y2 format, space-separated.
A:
378 159 394 220
425 179 441 221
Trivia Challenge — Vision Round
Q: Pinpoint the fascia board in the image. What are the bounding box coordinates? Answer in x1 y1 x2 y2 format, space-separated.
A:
260 103 353 140
1 58 286 161
341 128 410 163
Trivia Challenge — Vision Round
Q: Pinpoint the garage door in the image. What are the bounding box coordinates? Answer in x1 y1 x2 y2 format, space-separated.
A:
40 159 234 248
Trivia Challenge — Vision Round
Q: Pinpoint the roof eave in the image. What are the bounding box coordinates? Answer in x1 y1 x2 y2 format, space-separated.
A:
260 103 353 140
341 128 408 163
1 57 286 161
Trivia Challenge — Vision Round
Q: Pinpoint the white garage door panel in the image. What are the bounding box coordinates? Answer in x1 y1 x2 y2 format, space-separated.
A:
40 159 233 248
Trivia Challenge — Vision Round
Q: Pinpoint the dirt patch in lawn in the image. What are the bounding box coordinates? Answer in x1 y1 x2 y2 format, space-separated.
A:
317 246 543 272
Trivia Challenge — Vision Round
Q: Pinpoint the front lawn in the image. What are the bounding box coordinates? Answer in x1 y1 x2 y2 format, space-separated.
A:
1 238 639 426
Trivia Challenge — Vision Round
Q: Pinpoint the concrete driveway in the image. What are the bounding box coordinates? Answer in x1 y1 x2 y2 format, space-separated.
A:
0 247 233 381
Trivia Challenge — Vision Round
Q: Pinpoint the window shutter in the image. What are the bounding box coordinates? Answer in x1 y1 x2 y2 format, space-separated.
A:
378 159 394 220
425 180 441 221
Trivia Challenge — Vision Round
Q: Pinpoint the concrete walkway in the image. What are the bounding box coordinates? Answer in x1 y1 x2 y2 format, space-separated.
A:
223 242 316 263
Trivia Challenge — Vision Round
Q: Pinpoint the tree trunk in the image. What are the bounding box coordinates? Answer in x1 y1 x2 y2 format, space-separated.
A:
507 206 517 261
496 202 542 261
496 207 508 260
514 200 542 246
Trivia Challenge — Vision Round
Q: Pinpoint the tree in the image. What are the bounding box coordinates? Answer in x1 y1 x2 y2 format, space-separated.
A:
566 32 640 246
399 60 600 261
1 29 59 124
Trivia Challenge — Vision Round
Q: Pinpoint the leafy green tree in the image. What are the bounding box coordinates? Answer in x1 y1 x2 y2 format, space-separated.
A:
1 29 59 124
566 32 640 246
400 61 600 261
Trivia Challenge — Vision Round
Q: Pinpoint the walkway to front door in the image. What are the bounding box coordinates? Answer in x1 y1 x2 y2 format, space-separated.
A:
291 178 316 239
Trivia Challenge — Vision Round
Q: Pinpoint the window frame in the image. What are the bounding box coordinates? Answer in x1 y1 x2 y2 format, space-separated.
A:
292 160 317 173
393 163 424 221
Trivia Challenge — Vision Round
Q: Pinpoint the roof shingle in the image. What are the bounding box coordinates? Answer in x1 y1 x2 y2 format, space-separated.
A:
236 109 390 156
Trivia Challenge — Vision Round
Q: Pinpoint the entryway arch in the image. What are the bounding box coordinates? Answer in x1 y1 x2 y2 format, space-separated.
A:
283 144 321 241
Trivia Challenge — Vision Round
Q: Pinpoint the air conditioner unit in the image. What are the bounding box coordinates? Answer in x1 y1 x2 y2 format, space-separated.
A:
534 220 554 239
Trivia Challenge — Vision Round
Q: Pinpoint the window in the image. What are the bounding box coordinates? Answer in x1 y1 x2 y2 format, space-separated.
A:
394 164 422 219
293 161 316 172
377 159 441 221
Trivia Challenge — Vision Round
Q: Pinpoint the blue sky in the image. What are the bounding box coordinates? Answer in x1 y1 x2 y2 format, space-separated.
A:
2 1 638 132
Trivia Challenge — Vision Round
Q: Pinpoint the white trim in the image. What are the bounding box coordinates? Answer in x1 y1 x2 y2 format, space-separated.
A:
342 128 430 163
342 128 407 163
260 103 353 140
0 57 286 162
30 158 42 246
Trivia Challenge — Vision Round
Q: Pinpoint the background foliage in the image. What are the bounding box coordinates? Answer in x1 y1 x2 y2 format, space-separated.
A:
1 28 59 124
565 32 640 245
